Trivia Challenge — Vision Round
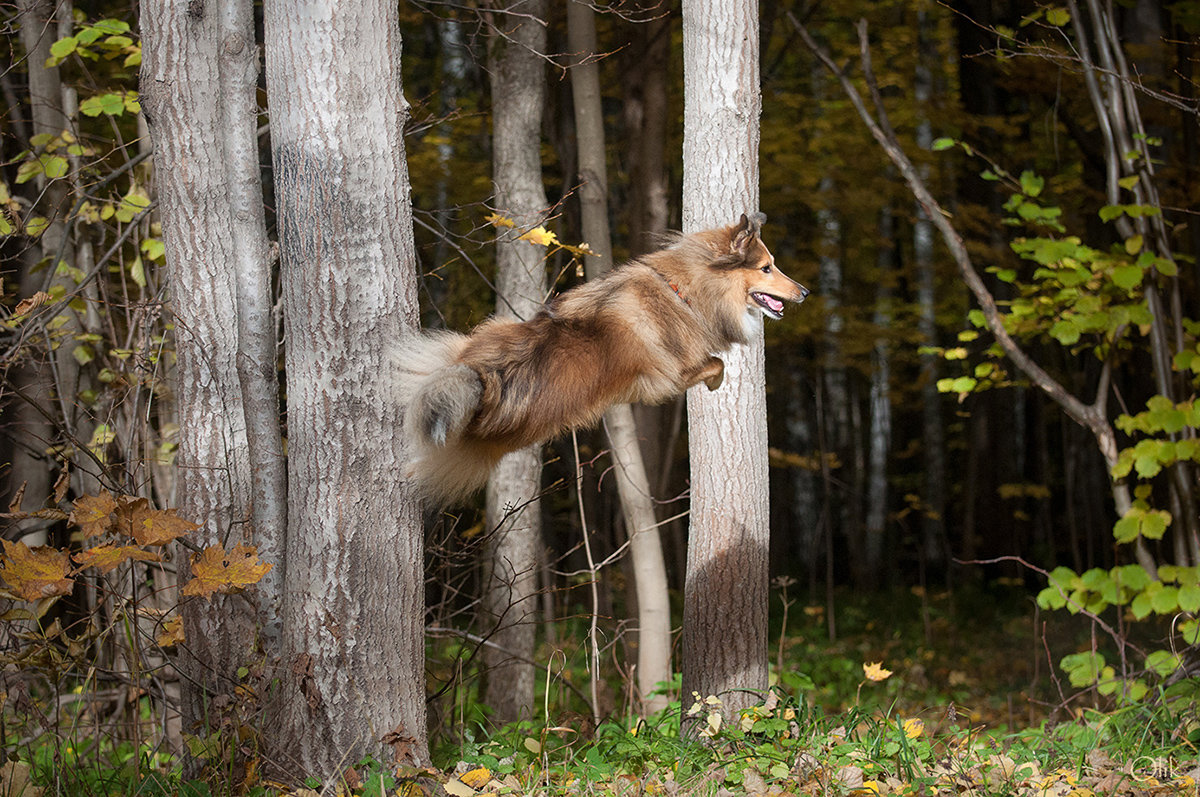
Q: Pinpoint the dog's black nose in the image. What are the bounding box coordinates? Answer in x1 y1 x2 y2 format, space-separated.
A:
799 286 811 300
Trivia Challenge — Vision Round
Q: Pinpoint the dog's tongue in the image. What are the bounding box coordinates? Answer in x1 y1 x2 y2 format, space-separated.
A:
763 294 783 314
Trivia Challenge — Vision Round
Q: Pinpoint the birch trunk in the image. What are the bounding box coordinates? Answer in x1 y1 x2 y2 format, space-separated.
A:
140 0 259 755
482 0 549 724
680 0 769 722
568 0 672 715
264 0 429 771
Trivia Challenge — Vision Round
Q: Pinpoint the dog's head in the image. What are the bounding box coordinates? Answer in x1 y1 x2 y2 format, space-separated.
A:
720 213 810 321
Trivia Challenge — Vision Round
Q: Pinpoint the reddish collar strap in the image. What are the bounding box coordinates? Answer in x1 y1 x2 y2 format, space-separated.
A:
668 281 690 306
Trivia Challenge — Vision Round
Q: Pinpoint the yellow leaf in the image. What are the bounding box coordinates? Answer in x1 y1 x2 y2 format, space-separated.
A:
0 541 73 602
903 717 925 738
484 212 515 229
156 615 184 647
863 661 893 682
72 544 161 575
517 225 558 247
459 767 491 789
1124 234 1143 255
115 497 198 546
523 736 541 753
181 544 273 599
69 491 117 538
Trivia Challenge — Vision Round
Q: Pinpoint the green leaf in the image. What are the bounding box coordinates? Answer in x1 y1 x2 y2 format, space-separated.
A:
1045 7 1071 25
1180 584 1200 613
49 36 78 60
72 344 94 366
1118 175 1140 190
1151 585 1179 614
130 257 146 289
124 50 141 68
25 216 49 238
1112 264 1143 289
1155 257 1178 277
1131 591 1153 620
1049 318 1081 345
1114 513 1140 543
41 155 68 179
1099 205 1125 222
141 238 165 261
1019 170 1045 197
79 93 126 117
93 18 131 34
1124 234 1144 255
1141 510 1169 540
932 137 956 151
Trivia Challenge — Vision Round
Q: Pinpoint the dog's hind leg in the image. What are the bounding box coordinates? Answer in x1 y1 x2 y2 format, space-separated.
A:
683 356 725 392
406 364 483 446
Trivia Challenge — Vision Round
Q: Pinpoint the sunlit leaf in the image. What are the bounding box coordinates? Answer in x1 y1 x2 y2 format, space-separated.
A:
180 544 273 599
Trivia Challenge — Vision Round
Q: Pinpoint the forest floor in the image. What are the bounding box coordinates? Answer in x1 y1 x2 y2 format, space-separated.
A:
4 584 1197 796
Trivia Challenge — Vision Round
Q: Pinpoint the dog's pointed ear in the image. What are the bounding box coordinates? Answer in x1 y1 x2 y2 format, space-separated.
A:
731 212 767 254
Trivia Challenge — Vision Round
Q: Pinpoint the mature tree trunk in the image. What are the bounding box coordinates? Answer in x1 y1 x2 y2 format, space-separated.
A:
914 8 948 570
864 205 894 581
680 0 769 723
140 0 260 758
568 0 672 715
8 0 73 543
481 0 549 725
264 0 429 773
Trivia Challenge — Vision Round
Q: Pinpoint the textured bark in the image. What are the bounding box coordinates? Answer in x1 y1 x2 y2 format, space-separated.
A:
680 0 769 722
219 0 287 645
482 0 549 723
140 0 258 755
569 0 672 714
264 0 428 773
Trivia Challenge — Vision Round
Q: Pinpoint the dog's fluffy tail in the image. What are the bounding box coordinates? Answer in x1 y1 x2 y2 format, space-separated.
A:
391 332 496 505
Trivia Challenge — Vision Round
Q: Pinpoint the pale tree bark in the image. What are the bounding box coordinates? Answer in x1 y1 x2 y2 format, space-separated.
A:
864 206 894 580
140 0 259 753
568 0 672 715
914 8 948 568
680 0 769 723
219 0 286 645
264 0 429 773
482 0 549 724
9 0 73 543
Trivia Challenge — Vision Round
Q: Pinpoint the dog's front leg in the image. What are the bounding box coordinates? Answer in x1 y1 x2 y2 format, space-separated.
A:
684 356 725 392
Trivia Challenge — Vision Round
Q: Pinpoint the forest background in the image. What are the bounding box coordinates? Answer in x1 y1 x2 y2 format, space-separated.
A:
2 0 1199 793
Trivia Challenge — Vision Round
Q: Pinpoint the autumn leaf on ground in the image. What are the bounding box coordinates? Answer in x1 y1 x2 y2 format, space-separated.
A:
69 491 118 537
115 497 198 545
156 615 184 647
0 540 74 601
181 544 273 599
72 544 161 575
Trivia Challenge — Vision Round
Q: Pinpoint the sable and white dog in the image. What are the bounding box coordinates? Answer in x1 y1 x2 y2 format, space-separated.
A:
394 212 808 503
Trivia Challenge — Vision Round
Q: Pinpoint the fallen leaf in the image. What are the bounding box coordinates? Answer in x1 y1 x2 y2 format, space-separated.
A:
69 491 117 537
0 541 73 602
181 545 273 598
72 544 161 575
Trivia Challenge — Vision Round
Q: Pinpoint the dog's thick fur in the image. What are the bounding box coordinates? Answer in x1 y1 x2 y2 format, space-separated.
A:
394 213 808 504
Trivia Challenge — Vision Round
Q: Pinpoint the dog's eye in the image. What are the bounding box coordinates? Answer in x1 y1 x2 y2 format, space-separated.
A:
760 264 771 274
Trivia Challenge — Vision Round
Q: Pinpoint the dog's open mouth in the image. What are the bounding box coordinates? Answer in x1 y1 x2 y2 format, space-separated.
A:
751 292 786 320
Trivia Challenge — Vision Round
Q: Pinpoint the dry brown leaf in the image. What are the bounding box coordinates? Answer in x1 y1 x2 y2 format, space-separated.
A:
72 544 161 575
69 491 117 537
181 544 273 599
115 497 198 546
0 541 74 602
156 615 184 647
7 481 26 514
52 465 70 504
13 291 51 317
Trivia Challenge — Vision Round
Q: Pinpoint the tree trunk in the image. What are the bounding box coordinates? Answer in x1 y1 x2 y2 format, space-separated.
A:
568 0 672 715
140 0 259 759
264 0 429 773
680 0 769 723
864 205 894 581
481 0 549 724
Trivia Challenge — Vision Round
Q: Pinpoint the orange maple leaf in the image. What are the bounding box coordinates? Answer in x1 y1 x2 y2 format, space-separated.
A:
114 497 199 546
72 544 161 575
0 540 74 601
69 491 118 537
181 544 273 599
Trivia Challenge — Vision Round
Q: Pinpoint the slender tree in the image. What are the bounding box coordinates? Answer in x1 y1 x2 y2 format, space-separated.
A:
568 0 672 714
480 0 551 724
264 0 429 772
680 0 769 722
